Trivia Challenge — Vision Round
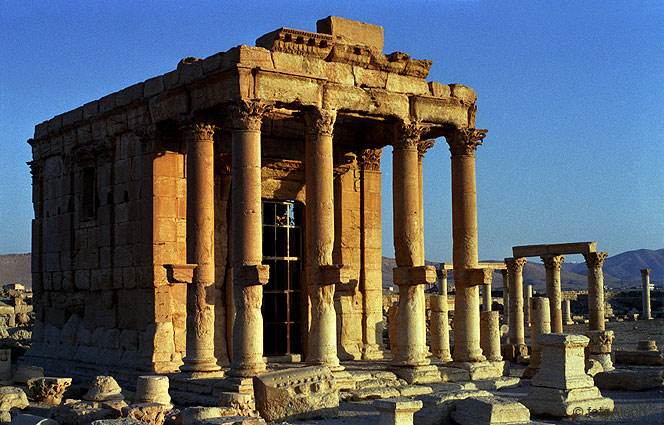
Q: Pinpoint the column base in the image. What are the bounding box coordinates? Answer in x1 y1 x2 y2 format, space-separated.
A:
218 376 256 395
305 359 344 373
228 359 267 378
389 355 430 368
445 360 505 380
589 353 615 372
180 357 222 374
361 344 386 360
431 349 453 362
502 343 528 363
391 364 441 385
522 386 614 417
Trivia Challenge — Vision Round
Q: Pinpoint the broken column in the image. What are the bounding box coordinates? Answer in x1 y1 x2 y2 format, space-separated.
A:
390 121 437 382
228 99 272 378
445 127 488 364
641 269 652 320
501 269 509 328
181 121 220 373
585 330 615 372
304 108 345 371
563 299 574 325
482 280 492 312
480 311 502 362
524 284 532 326
505 257 527 361
583 252 608 331
542 255 565 333
523 297 550 379
430 270 452 361
522 333 613 417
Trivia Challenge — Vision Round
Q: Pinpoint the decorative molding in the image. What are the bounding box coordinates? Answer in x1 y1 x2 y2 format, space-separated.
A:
394 120 429 150
304 108 337 136
358 148 382 171
446 127 488 156
231 99 273 131
417 140 435 160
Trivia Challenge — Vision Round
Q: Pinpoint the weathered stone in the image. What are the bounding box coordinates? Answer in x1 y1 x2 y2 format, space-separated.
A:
374 398 422 425
122 403 173 425
135 376 170 405
594 369 664 391
451 396 530 425
180 407 235 425
9 414 58 425
0 349 11 384
51 400 123 425
317 16 384 52
0 387 29 411
91 419 145 425
252 366 338 421
83 376 124 402
27 377 72 405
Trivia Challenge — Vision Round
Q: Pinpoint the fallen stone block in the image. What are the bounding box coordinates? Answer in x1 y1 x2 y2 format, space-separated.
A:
397 385 432 397
50 400 124 425
374 398 422 425
181 407 238 425
439 367 470 382
594 369 664 391
252 366 338 422
414 390 493 425
122 403 173 425
451 395 530 424
83 376 123 402
346 386 400 401
0 387 29 411
13 366 44 385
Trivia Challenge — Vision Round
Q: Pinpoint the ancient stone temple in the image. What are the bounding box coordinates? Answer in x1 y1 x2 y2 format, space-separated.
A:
24 16 482 378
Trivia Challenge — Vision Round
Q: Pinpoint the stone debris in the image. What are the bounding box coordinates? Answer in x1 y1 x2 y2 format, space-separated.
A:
192 418 265 425
9 414 58 425
135 376 170 405
50 399 127 425
27 377 72 406
594 369 664 391
450 395 530 425
0 387 29 411
218 393 258 418
180 407 238 425
373 398 422 425
90 419 145 425
122 403 172 425
252 366 338 421
13 366 43 385
0 349 12 384
414 389 493 425
83 376 124 402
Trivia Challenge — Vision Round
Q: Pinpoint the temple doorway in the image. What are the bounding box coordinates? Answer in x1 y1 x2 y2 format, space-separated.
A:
262 200 303 356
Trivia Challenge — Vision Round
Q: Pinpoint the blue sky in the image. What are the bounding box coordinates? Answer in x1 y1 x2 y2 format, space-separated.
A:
1 1 662 263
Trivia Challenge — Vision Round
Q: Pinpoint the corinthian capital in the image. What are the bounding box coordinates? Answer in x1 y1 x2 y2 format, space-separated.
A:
184 121 215 142
542 255 565 271
358 148 382 171
583 252 608 269
231 98 273 131
505 257 527 273
446 127 488 156
304 108 337 136
394 120 430 150
417 140 435 160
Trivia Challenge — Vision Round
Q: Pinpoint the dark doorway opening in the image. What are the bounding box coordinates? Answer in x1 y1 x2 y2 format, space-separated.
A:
262 201 303 356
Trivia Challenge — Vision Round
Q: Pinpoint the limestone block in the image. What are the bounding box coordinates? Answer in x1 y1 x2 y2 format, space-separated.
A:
13 365 44 385
180 407 237 425
414 390 493 425
451 396 530 425
410 95 469 127
148 89 189 124
374 398 422 425
531 334 594 390
0 387 29 411
252 366 338 421
43 324 62 344
523 385 613 417
27 377 72 405
317 16 384 52
428 81 451 97
83 376 124 402
52 399 124 425
0 349 11 383
9 414 58 425
119 330 138 351
385 74 428 95
136 376 171 405
449 84 477 104
255 71 321 106
219 393 257 418
122 403 172 425
61 315 81 346
594 369 664 391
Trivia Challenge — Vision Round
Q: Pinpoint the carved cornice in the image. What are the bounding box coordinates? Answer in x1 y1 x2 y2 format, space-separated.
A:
394 121 429 150
304 108 337 136
446 127 488 156
27 161 42 178
542 255 565 271
417 140 435 160
505 257 527 274
358 148 382 171
231 99 273 131
583 252 608 269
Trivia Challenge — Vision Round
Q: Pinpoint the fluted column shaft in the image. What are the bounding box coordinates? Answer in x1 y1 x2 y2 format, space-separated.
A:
584 252 608 331
304 108 341 370
447 127 487 362
181 122 220 373
542 255 565 333
229 99 272 377
505 257 527 345
391 122 431 367
641 269 652 320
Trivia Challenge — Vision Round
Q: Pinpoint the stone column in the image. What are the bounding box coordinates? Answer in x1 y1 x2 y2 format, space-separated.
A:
542 255 565 333
501 269 509 328
562 299 574 325
431 268 451 361
523 297 550 379
585 330 615 372
416 141 434 280
181 121 220 373
446 127 488 363
390 121 435 368
480 311 502 361
228 99 272 377
482 279 492 312
505 257 527 346
304 108 345 371
641 269 652 320
524 284 532 326
583 252 608 331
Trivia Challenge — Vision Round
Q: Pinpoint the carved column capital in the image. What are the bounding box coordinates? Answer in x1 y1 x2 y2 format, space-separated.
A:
417 140 435 160
394 120 429 150
641 269 651 277
231 98 273 131
541 255 565 271
358 148 382 171
436 268 449 280
446 127 488 156
583 252 608 269
304 108 337 136
505 257 527 273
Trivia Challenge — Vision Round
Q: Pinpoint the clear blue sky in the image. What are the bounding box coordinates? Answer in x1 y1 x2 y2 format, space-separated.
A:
1 1 662 263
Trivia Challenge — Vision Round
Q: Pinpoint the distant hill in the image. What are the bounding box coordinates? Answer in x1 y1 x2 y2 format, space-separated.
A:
383 248 663 291
0 253 31 288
